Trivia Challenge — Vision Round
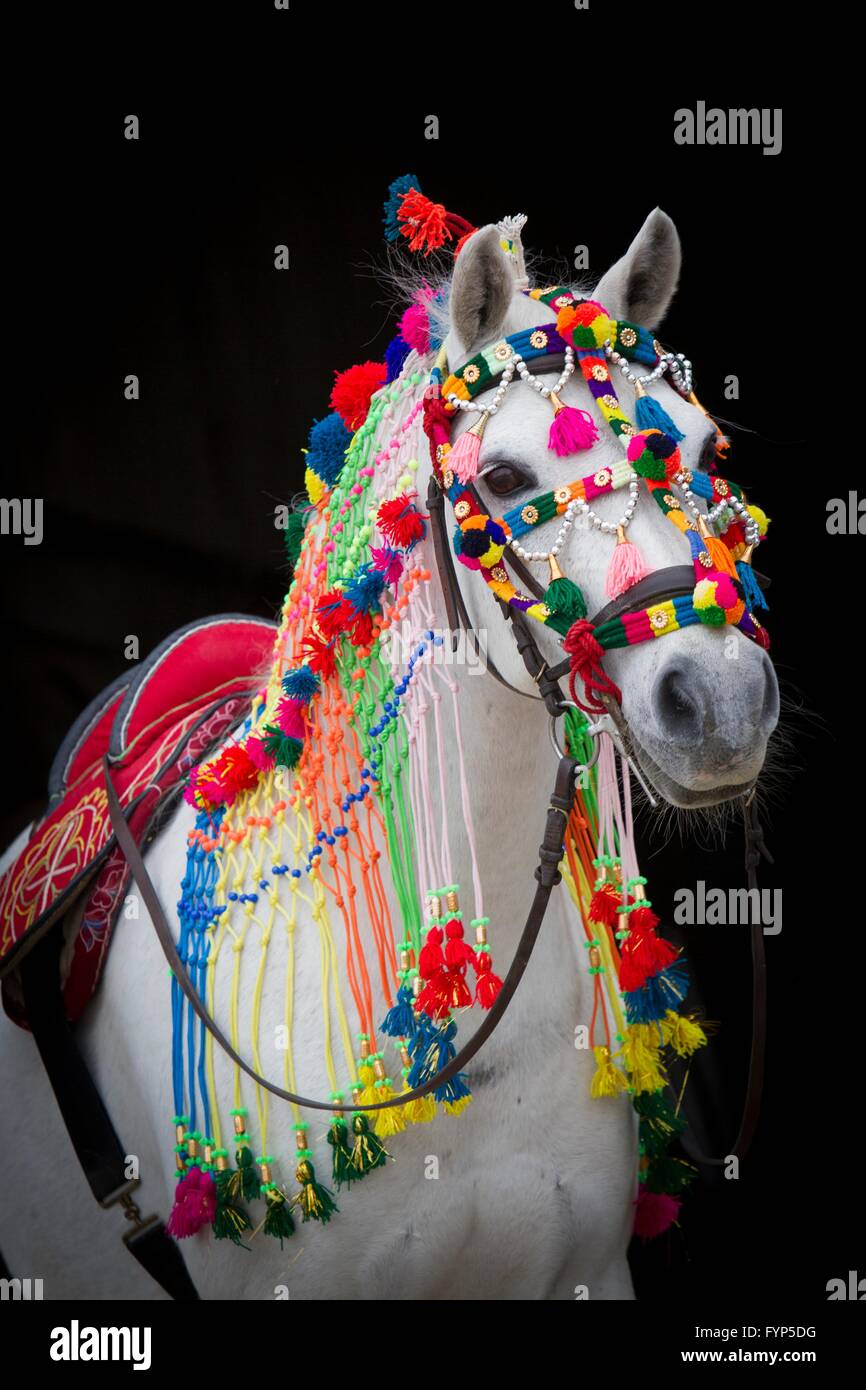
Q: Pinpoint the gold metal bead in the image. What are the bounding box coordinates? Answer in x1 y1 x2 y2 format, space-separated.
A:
233 1114 246 1136
554 486 571 505
359 1037 371 1059
455 499 471 521
493 341 512 361
445 889 459 913
589 945 601 969
463 363 481 384
593 468 612 488
373 1058 387 1080
600 394 619 409
491 565 508 582
260 1162 272 1184
591 364 609 382
442 467 454 489
520 504 539 525
529 329 549 349
548 554 565 583
619 327 638 348
698 550 713 568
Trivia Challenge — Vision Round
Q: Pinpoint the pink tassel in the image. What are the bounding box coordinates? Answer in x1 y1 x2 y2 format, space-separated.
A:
276 696 306 741
450 414 488 484
633 1188 680 1240
166 1165 217 1238
605 530 650 599
548 397 598 457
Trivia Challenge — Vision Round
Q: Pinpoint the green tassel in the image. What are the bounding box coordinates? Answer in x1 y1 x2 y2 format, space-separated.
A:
327 1118 356 1188
544 575 587 622
643 1155 698 1195
292 1158 339 1224
261 1187 295 1246
227 1145 259 1203
284 508 307 575
350 1114 389 1177
261 726 303 767
634 1091 686 1159
212 1165 252 1245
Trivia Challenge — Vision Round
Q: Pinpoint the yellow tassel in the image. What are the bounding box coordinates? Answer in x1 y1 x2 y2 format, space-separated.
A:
662 1010 708 1058
590 1044 629 1098
355 1062 378 1110
441 1096 472 1117
618 1032 667 1094
371 1083 406 1137
402 1093 436 1124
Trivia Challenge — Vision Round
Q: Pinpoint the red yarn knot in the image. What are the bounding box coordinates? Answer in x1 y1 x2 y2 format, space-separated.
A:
562 618 622 715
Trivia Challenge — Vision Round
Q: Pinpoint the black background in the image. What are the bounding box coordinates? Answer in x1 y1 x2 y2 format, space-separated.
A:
3 6 858 1305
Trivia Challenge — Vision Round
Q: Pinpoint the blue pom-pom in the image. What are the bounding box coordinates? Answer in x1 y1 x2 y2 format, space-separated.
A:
306 413 352 488
383 173 421 241
281 665 320 702
635 393 685 442
344 563 385 615
385 334 411 383
623 961 691 1025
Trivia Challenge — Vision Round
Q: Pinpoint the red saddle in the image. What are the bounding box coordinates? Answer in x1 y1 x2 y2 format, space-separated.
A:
0 614 276 1027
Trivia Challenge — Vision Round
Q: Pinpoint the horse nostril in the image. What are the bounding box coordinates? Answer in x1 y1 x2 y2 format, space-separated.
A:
652 663 706 743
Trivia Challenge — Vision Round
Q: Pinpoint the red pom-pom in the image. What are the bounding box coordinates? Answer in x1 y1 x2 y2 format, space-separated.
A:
377 492 427 547
330 361 387 430
213 746 261 797
314 589 352 639
397 190 451 255
301 630 338 680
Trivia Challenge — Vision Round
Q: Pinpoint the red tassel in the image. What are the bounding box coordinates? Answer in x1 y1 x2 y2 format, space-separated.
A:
563 619 622 715
443 917 475 968
474 952 503 1009
418 926 444 979
588 883 620 927
633 1188 680 1240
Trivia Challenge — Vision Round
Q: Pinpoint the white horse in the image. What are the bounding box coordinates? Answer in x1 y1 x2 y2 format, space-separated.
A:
0 210 779 1300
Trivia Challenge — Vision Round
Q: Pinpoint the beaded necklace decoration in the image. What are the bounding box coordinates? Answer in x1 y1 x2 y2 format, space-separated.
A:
163 176 771 1249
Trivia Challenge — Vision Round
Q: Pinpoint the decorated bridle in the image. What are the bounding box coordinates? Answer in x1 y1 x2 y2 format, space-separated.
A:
422 283 770 722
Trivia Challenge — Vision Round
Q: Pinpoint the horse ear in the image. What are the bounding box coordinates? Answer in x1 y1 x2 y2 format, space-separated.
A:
592 209 682 329
448 225 514 358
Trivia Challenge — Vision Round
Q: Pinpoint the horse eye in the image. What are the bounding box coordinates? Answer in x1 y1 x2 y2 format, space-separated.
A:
482 463 532 497
698 433 718 471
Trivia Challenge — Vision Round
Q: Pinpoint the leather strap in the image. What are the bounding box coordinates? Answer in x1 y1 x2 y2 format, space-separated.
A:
678 795 771 1165
19 926 199 1300
104 753 580 1113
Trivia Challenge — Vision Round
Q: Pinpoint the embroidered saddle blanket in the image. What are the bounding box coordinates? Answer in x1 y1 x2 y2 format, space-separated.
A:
0 614 276 1027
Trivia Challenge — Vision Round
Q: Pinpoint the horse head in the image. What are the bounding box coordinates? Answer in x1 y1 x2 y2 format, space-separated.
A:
436 210 779 808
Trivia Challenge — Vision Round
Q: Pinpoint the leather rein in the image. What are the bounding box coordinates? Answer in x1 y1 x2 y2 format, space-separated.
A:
103 472 772 1162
